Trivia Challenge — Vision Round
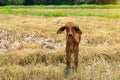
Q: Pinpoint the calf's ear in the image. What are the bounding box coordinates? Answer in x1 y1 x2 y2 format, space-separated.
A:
74 26 82 34
57 26 66 34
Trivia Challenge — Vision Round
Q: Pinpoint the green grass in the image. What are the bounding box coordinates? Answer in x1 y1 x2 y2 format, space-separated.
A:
0 5 120 18
0 9 68 17
0 8 120 18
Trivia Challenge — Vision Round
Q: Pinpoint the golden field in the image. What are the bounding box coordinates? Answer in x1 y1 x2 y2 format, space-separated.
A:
0 10 120 80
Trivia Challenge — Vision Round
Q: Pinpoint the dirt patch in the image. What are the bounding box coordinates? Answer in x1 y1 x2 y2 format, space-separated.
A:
0 28 112 52
0 29 66 51
0 29 14 51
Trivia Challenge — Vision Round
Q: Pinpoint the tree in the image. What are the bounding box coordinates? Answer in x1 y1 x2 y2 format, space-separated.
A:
6 0 25 5
96 0 117 4
0 0 7 5
0 0 118 6
24 0 34 5
77 0 117 4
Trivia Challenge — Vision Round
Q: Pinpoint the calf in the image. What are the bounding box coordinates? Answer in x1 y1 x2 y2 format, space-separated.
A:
57 22 82 70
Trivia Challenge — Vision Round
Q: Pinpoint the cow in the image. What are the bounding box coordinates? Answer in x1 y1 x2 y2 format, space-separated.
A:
57 22 82 70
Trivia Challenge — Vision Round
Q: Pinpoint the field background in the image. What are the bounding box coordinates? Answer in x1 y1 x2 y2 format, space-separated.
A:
0 5 120 80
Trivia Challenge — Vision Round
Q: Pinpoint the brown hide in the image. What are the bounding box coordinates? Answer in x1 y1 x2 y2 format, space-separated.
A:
57 22 82 70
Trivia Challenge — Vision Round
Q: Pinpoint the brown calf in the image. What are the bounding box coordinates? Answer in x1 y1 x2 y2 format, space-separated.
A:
57 22 82 70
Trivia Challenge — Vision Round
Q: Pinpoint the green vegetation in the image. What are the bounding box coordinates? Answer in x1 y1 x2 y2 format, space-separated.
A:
0 0 119 5
0 5 120 18
1 5 120 9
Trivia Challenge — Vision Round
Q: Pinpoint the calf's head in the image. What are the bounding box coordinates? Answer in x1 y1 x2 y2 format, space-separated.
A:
57 22 82 39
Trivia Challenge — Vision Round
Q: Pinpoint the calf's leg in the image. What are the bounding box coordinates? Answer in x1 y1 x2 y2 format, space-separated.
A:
66 49 71 69
74 48 79 70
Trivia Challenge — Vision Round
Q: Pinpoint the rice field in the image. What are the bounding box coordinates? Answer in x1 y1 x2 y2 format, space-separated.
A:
0 5 120 80
0 5 120 18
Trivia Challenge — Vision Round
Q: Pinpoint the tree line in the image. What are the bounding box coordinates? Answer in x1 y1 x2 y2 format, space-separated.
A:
0 0 118 6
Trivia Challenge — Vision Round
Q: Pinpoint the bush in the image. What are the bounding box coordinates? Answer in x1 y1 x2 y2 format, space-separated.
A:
96 0 117 4
24 0 34 5
6 0 25 5
33 0 73 5
77 0 117 4
0 0 7 5
33 0 52 5
0 0 118 6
